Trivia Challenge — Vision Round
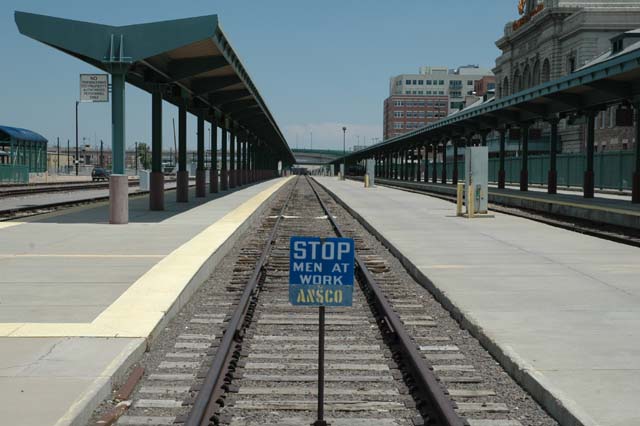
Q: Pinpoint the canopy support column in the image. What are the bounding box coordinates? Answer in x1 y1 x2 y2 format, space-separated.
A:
441 141 447 184
221 122 228 191
634 102 640 203
210 117 218 193
196 111 206 198
229 127 236 188
452 140 459 185
548 117 559 194
520 124 530 192
584 111 596 198
109 71 128 224
176 99 188 202
498 129 506 189
150 86 164 211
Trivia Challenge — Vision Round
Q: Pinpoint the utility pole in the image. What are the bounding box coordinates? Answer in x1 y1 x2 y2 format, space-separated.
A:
67 139 70 172
56 137 60 174
135 142 138 174
342 126 347 180
100 140 104 167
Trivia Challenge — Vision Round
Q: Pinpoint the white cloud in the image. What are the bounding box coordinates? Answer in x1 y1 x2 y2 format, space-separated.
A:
283 122 383 150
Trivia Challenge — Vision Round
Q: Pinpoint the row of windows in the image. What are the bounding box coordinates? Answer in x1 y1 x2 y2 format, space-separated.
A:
405 90 446 95
393 122 429 129
393 110 447 118
393 100 447 107
402 79 475 86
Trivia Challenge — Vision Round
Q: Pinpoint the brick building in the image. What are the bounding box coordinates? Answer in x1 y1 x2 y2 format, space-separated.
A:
383 95 449 140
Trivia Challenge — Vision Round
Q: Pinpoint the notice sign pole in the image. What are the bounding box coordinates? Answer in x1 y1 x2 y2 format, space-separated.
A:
289 236 355 426
316 305 326 426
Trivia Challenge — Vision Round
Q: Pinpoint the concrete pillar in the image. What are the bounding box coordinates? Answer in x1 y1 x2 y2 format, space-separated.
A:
548 118 558 194
584 111 596 198
176 100 189 202
402 149 408 180
150 87 164 211
432 144 437 183
196 112 206 198
520 124 530 192
452 140 459 185
634 104 640 203
210 117 218 193
236 134 242 186
498 129 506 189
109 72 128 224
441 141 447 184
481 131 488 147
416 147 421 181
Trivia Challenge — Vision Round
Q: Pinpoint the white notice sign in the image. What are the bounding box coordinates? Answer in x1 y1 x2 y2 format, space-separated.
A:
80 74 109 102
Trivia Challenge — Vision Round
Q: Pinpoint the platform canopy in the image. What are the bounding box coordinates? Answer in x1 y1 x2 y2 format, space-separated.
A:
334 32 640 162
15 11 294 164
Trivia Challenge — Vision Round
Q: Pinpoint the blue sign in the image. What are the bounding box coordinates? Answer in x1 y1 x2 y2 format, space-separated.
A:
289 236 355 307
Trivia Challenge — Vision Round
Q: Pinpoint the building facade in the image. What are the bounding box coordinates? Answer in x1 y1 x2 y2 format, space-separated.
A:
384 65 493 140
493 0 640 152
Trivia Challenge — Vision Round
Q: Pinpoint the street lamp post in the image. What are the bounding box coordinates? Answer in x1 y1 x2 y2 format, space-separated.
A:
342 126 347 180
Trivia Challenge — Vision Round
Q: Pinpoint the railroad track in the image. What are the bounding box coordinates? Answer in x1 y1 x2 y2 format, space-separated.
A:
0 179 142 198
99 175 556 426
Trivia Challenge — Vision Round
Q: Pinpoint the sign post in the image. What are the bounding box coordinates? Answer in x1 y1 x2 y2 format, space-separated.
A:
289 236 355 426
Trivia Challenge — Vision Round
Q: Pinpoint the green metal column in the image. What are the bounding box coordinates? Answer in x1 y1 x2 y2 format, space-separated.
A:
498 129 506 189
584 111 596 198
452 139 458 185
633 103 640 203
236 134 242 186
432 144 437 183
548 117 559 194
150 87 164 210
196 111 206 197
423 144 428 182
176 99 188 202
520 123 530 192
221 123 228 190
111 72 126 174
229 127 236 188
441 141 447 184
210 117 218 193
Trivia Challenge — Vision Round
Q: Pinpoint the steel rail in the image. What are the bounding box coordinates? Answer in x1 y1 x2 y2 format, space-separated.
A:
185 176 299 426
307 176 464 426
0 180 143 198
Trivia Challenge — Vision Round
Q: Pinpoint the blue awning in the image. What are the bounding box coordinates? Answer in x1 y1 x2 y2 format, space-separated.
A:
0 125 47 143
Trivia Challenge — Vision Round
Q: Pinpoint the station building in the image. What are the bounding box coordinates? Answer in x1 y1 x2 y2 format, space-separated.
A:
493 0 640 153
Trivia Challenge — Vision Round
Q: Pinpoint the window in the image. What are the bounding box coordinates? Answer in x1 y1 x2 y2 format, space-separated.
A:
406 80 411 85
467 80 473 85
426 80 432 85
394 123 404 129
439 91 445 95
427 112 434 118
426 91 432 95
396 80 402 86
427 100 433 106
418 90 424 94
394 100 404 107
418 80 424 85
450 80 462 87
418 101 425 107
405 91 411 94
394 111 404 118
418 111 425 118
413 80 417 85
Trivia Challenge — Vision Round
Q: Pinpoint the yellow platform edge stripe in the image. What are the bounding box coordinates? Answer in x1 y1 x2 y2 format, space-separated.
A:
0 177 293 338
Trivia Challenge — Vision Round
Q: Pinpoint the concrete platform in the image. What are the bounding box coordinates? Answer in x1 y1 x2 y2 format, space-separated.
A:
0 177 291 426
316 176 640 426
369 178 640 230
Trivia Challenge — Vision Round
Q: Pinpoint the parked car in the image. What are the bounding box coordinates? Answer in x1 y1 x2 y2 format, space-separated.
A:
91 167 110 182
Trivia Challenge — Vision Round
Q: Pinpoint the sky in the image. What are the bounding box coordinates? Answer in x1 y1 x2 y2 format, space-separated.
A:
0 0 519 152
